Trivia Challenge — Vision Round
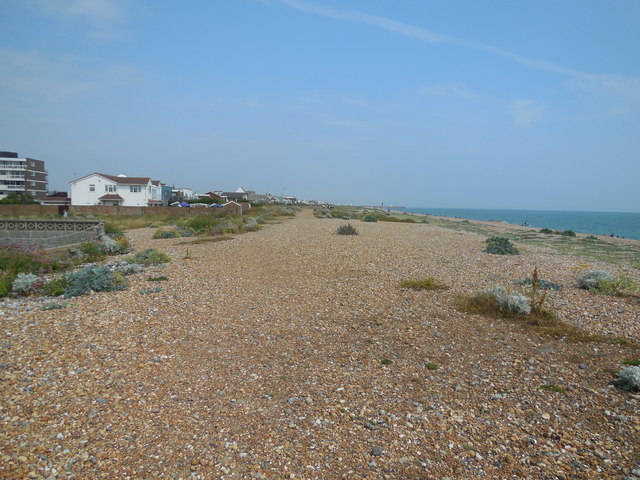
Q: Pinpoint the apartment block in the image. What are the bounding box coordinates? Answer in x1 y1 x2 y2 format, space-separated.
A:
0 151 48 200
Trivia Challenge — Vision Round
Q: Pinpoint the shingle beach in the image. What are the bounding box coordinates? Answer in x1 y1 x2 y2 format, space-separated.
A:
2 209 639 479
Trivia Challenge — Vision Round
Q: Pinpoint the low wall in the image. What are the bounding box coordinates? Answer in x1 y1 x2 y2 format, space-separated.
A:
0 219 104 248
0 204 243 217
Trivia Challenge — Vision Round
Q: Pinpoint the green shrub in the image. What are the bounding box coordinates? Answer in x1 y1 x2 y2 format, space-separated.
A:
485 237 519 255
0 274 14 297
362 214 378 222
127 248 170 265
560 230 576 237
79 241 104 261
103 221 124 236
425 362 439 370
64 266 128 298
539 228 554 234
336 224 358 236
42 277 69 296
152 229 180 239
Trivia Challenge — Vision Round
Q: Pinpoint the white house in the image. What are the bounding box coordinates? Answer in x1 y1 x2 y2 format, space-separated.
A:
70 173 165 206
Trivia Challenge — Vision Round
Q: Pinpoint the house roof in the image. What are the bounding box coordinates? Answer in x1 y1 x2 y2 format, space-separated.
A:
96 173 152 185
98 194 124 201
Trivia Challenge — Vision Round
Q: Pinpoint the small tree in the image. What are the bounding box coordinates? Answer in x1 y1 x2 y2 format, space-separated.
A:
0 192 38 204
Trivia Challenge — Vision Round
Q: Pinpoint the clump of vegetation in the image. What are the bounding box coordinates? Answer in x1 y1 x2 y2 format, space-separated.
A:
152 228 196 239
399 277 448 290
99 234 130 254
0 244 68 297
126 248 170 265
337 224 358 236
362 214 379 222
314 208 333 219
516 277 563 291
79 241 104 261
425 362 439 370
538 384 565 393
623 359 640 366
379 216 417 223
577 270 638 295
614 366 640 391
148 276 168 282
110 261 145 276
152 229 180 239
539 228 577 237
140 286 163 295
11 273 40 295
42 301 71 310
211 220 238 235
42 277 69 296
381 358 393 365
461 286 531 316
485 237 519 255
243 217 259 232
63 266 128 298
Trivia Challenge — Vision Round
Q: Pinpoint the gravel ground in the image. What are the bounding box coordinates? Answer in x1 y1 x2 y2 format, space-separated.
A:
1 209 639 479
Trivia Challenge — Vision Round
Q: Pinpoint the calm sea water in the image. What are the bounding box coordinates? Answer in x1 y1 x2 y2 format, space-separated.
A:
406 208 640 241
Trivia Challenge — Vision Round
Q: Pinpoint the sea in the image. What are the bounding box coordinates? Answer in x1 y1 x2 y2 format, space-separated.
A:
404 208 640 241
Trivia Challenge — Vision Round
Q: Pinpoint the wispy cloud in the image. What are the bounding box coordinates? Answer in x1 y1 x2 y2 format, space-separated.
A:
273 0 640 105
0 48 143 102
418 82 480 99
27 0 129 40
511 100 543 126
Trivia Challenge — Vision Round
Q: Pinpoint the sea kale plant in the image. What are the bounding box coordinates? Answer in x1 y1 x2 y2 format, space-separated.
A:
11 273 41 295
577 270 638 295
485 237 519 255
63 266 128 298
614 366 640 391
463 286 531 317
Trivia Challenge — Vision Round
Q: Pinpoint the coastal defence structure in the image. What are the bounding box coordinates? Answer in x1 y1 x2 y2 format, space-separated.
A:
0 219 104 248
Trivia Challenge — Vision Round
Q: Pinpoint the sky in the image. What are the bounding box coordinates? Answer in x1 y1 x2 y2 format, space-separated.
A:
1 0 639 211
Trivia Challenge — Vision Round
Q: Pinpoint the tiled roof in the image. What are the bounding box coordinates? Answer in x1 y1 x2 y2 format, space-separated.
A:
98 194 124 200
96 173 151 185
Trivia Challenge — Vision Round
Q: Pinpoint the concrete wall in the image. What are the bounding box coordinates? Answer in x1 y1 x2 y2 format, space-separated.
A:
0 219 104 248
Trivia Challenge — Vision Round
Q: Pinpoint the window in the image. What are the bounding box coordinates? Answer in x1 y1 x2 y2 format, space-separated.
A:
130 185 141 193
30 171 35 176
89 184 95 192
105 184 116 192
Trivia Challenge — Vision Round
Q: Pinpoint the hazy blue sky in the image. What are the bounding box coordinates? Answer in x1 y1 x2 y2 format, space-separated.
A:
1 0 639 211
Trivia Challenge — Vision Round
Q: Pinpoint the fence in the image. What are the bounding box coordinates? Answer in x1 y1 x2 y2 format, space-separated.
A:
0 203 244 218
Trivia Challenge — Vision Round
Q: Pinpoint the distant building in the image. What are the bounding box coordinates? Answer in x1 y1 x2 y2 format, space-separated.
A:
41 191 71 207
172 187 197 202
70 173 169 206
0 151 48 200
217 186 255 202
